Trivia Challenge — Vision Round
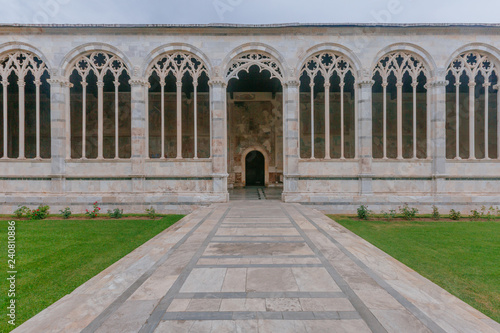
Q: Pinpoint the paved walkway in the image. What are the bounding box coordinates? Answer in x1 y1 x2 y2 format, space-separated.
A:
14 201 500 333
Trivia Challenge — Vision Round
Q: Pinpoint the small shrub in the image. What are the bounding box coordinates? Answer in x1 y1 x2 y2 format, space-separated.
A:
480 205 495 220
449 209 461 220
30 205 50 220
432 205 440 220
399 204 418 221
85 201 101 219
59 207 72 219
145 206 157 220
108 208 123 219
357 205 371 220
470 209 481 221
382 209 397 221
14 205 30 218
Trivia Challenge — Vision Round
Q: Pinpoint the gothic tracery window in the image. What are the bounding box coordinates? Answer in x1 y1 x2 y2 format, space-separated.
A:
446 52 499 159
227 52 283 82
68 51 131 159
147 52 210 159
372 52 428 159
299 52 356 159
0 50 51 159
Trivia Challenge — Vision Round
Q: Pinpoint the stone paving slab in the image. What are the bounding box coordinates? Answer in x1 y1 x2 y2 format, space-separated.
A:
13 201 500 333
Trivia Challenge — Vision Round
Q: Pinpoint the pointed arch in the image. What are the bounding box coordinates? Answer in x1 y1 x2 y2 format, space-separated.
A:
0 48 51 159
141 43 213 78
445 47 500 160
296 43 362 76
372 49 430 160
223 43 288 83
0 42 53 73
66 48 131 160
299 50 357 160
60 43 132 78
145 50 211 159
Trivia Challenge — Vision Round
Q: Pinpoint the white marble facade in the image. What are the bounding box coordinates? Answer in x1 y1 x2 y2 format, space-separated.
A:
0 23 499 213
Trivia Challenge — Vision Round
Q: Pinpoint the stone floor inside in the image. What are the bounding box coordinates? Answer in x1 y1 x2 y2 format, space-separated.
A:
13 200 500 333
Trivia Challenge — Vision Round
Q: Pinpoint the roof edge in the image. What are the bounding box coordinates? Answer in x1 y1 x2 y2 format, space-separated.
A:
1 22 500 29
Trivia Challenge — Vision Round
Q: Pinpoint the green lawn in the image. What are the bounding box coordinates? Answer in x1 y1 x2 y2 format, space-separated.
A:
329 216 500 323
0 216 184 332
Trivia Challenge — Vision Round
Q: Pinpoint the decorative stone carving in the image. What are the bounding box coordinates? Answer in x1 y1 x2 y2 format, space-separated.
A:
374 52 428 83
0 50 48 80
226 52 283 82
70 51 129 80
301 52 355 83
147 51 208 83
448 52 497 81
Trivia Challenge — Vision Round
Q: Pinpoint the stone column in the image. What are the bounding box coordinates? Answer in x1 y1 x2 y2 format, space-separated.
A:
176 80 182 159
309 81 315 159
35 79 41 159
283 78 300 196
357 71 374 195
114 80 120 159
428 72 448 194
129 76 147 192
209 74 228 199
324 82 331 159
468 81 476 160
2 80 8 159
18 79 25 159
97 80 104 159
483 81 490 159
396 81 403 159
48 77 68 193
193 80 198 159
496 84 500 160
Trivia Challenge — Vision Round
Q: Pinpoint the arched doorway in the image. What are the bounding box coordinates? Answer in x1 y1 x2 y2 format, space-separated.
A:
225 51 284 190
245 150 265 186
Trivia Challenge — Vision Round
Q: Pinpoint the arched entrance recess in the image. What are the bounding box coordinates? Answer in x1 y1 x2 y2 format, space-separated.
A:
241 146 269 186
245 150 265 186
225 50 284 189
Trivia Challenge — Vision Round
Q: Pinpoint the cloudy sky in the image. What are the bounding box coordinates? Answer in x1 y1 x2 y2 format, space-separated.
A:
1 0 498 25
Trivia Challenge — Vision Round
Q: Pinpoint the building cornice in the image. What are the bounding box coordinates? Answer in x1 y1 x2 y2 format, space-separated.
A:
2 22 500 30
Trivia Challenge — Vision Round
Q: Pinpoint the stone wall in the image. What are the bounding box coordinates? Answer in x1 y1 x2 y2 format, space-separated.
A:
0 24 499 213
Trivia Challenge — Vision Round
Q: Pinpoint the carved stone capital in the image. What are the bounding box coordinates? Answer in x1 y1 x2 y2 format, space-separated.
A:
208 78 227 87
357 79 374 87
284 79 300 87
427 79 448 88
128 77 148 86
46 77 68 86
